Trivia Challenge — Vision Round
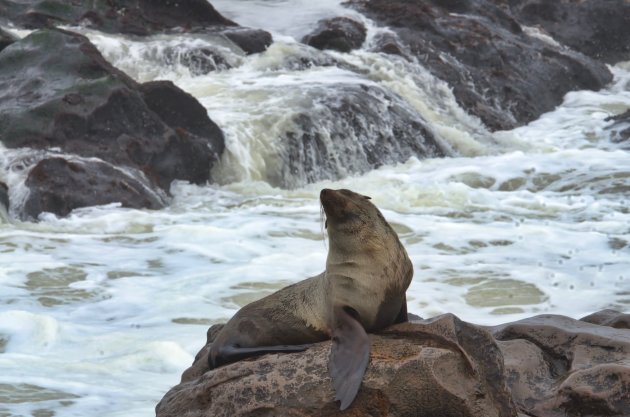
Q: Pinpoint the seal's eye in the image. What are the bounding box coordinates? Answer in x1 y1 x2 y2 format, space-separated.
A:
364 195 371 200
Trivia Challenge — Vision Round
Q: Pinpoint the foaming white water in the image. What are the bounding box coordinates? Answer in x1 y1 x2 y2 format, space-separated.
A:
1 3 630 417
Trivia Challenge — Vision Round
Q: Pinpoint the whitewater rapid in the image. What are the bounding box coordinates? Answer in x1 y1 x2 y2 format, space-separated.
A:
0 1 629 416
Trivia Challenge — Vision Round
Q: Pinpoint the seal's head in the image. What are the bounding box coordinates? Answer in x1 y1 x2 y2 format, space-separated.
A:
320 188 398 253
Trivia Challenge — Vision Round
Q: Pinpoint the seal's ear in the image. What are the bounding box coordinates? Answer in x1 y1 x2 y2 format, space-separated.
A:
329 305 370 410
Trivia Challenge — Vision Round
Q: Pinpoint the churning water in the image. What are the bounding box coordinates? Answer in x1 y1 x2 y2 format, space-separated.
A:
1 1 629 416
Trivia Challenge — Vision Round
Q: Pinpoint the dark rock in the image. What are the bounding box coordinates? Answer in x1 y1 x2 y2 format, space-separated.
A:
347 0 613 131
23 157 166 219
491 312 630 417
157 310 630 417
501 0 630 64
275 83 446 188
605 110 630 144
302 17 367 53
0 27 17 52
0 0 236 35
0 0 273 54
223 28 273 55
0 29 224 219
581 309 630 329
157 314 518 417
0 181 8 213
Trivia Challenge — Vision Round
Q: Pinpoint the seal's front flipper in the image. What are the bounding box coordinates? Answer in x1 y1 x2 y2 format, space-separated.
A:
209 343 312 369
329 305 370 410
394 294 408 324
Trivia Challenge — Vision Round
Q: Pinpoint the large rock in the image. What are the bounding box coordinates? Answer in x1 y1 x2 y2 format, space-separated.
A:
274 83 447 188
157 310 629 417
302 17 367 53
491 312 630 417
0 0 272 55
0 29 224 219
501 0 630 64
23 157 166 219
157 314 518 417
347 0 613 131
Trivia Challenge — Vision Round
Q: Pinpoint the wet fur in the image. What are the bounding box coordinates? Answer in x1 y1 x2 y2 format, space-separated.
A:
208 189 413 409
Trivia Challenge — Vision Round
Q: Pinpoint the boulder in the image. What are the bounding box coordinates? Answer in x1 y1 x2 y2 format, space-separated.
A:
346 0 613 131
302 17 367 53
156 314 518 417
0 0 272 55
490 312 630 417
274 83 446 188
605 110 630 145
501 0 630 64
157 310 629 417
0 29 224 219
23 157 166 219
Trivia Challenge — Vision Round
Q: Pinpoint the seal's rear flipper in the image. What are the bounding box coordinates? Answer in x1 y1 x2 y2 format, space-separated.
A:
394 294 408 324
329 306 370 410
209 343 312 369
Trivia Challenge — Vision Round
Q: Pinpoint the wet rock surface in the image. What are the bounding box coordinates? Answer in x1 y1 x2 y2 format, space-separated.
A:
0 0 272 55
0 29 224 219
347 0 613 131
157 314 518 417
156 310 629 417
302 17 367 53
275 83 446 189
501 0 630 64
23 157 166 219
605 110 630 145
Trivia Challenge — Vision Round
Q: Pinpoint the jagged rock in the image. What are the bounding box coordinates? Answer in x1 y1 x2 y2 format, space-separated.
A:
157 314 518 417
274 83 446 188
23 157 166 219
0 29 224 219
347 0 613 131
501 0 630 64
157 310 629 417
302 17 367 53
0 0 272 55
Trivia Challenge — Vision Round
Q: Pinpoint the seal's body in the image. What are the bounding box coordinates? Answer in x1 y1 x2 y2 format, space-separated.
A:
208 188 413 409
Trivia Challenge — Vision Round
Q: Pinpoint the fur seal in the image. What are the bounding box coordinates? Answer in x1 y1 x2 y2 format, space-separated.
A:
208 188 413 409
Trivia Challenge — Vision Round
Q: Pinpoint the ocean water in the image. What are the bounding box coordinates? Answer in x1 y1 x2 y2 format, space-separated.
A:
1 1 629 416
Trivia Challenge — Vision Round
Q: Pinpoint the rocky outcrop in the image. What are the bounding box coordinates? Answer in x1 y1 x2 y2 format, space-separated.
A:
491 313 630 417
347 0 613 131
500 0 630 64
0 29 224 219
156 310 629 417
274 83 446 188
157 314 518 417
0 0 272 55
23 157 166 219
302 17 367 53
